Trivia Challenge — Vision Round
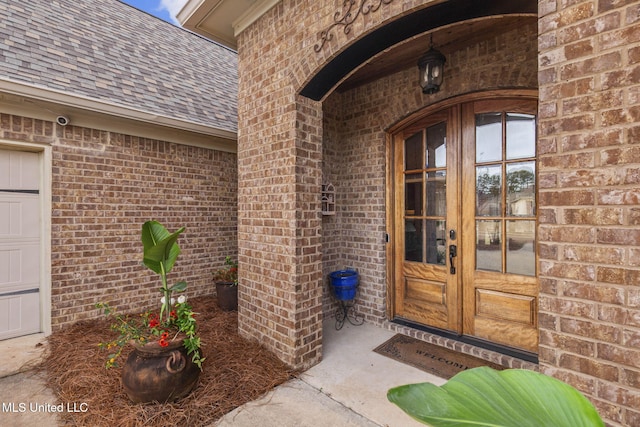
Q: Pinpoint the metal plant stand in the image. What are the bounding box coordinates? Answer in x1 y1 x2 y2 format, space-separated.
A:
329 269 364 330
334 297 363 330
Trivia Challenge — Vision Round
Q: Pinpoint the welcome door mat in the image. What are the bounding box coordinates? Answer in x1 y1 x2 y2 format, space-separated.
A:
373 334 503 379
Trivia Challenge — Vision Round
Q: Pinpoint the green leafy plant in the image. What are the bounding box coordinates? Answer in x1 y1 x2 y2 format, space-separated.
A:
141 220 187 321
213 255 238 285
97 221 204 369
388 366 604 427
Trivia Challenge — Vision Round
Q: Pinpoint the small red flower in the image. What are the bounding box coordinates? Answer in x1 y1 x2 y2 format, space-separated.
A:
148 313 160 328
158 331 170 347
170 310 177 319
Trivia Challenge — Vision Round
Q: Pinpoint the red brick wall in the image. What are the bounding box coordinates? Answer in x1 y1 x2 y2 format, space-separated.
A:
236 1 329 368
236 87 324 367
321 96 343 312
1 113 237 330
321 91 389 320
538 1 640 425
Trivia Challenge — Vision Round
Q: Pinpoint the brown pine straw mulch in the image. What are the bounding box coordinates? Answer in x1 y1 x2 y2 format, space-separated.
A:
39 296 297 426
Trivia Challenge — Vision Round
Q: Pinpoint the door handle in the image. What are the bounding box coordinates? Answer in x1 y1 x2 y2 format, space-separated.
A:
449 244 457 274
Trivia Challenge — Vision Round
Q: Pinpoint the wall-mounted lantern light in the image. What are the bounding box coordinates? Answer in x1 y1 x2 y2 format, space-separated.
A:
417 36 446 94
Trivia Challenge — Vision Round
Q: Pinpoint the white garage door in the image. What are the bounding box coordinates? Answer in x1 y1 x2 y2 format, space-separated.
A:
0 149 41 340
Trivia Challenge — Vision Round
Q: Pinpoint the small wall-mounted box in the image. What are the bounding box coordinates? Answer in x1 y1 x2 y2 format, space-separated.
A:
321 183 336 215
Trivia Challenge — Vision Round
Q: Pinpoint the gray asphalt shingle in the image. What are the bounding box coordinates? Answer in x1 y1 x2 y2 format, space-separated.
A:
0 0 238 133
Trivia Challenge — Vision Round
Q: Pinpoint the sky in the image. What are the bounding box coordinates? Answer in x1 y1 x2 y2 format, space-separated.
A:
120 0 188 25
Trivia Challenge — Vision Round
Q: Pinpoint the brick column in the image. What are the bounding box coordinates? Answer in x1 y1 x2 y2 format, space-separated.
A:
236 90 323 369
537 1 640 424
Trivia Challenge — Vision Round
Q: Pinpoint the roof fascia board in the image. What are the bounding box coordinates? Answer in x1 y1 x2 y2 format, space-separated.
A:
176 0 209 23
0 95 238 154
233 0 281 37
178 0 280 48
180 0 239 49
0 78 237 142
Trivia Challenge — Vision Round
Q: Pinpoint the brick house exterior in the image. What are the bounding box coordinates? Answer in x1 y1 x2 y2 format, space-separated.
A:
0 0 638 425
0 1 238 334
180 0 640 425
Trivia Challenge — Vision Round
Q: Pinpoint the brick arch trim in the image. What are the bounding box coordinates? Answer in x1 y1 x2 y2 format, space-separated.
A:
297 0 537 101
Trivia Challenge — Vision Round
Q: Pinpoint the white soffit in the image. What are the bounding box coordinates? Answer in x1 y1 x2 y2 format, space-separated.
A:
178 0 280 50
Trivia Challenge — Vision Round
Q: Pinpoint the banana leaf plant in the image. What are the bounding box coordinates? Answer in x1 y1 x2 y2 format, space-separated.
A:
388 366 604 427
141 220 187 322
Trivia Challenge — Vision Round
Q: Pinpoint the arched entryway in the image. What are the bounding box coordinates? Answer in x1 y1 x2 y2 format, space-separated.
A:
317 3 539 364
233 0 539 370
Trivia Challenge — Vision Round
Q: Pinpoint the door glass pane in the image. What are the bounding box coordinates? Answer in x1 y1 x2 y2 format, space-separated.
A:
405 131 422 170
476 165 502 216
506 113 536 159
426 171 446 216
426 220 446 265
507 162 536 216
476 113 502 162
405 219 422 262
405 173 423 216
426 122 446 168
476 220 501 272
507 220 535 276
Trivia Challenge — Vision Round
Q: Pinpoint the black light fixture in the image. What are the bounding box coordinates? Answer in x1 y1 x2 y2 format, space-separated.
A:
417 35 446 94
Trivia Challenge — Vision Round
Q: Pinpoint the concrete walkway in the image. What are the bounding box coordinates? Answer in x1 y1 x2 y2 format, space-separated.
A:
0 322 444 426
0 334 59 427
214 321 444 426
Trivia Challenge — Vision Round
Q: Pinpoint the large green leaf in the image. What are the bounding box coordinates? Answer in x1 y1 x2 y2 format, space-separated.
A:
387 367 604 427
141 221 184 275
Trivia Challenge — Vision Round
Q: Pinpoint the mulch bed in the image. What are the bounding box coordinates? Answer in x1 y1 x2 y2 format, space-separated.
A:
39 295 297 426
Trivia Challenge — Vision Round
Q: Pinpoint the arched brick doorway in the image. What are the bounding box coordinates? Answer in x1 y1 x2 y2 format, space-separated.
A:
234 0 538 370
315 2 539 364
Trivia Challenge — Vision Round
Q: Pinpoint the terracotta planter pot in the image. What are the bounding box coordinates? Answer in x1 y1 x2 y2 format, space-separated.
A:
121 337 201 403
215 281 238 311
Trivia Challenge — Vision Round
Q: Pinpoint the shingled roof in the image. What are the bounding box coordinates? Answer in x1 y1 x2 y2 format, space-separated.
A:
0 0 237 134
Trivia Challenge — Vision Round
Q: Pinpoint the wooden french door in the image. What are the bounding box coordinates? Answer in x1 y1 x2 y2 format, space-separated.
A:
392 97 538 354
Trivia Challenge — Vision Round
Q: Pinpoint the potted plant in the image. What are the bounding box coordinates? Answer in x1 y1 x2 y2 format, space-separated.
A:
96 220 205 403
213 256 238 311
